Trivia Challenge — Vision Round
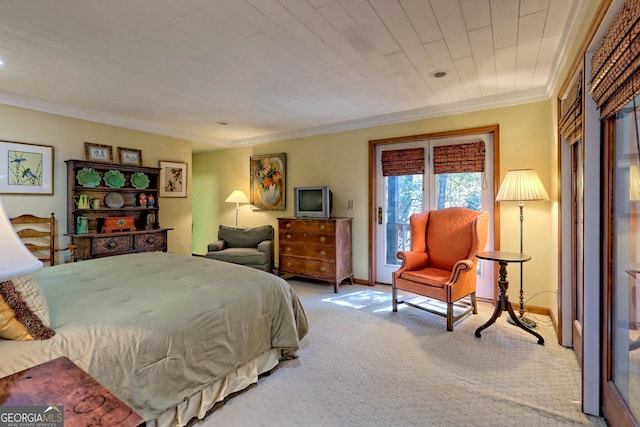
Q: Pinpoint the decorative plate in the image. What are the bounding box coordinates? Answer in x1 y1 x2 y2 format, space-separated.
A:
130 172 150 189
104 192 125 209
76 168 101 188
104 170 126 188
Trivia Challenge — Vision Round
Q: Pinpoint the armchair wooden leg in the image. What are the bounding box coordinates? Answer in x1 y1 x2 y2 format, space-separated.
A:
392 285 398 312
447 302 454 331
471 292 477 314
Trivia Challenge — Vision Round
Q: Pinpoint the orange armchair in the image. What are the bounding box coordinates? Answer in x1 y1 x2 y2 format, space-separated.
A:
392 207 489 331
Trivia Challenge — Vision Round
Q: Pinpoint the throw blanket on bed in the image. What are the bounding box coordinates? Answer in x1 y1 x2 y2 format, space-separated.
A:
0 252 308 420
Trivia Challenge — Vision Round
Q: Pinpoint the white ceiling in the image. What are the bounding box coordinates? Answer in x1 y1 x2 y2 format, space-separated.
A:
0 0 586 152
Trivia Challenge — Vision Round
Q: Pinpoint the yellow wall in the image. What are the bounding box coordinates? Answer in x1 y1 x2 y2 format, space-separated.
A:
0 104 193 257
193 100 557 309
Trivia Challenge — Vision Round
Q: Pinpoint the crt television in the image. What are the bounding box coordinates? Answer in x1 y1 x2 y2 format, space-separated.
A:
294 186 333 218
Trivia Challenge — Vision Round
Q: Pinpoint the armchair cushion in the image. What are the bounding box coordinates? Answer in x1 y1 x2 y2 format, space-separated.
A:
400 267 451 288
206 248 269 266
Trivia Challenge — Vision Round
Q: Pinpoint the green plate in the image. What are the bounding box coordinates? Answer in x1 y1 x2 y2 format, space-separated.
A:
76 168 101 187
104 170 126 188
130 172 150 189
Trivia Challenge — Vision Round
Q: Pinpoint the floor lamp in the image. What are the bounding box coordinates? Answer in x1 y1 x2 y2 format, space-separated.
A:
496 169 549 329
225 190 249 226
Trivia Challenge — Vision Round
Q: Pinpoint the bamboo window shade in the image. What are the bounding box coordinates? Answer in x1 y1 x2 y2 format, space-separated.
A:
589 0 640 119
560 70 583 145
381 148 424 176
433 141 485 174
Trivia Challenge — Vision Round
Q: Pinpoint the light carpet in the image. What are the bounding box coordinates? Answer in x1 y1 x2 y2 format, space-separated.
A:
198 281 607 426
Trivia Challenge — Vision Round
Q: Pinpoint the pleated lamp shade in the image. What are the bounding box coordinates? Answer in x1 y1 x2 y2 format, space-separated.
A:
496 169 550 202
225 190 250 204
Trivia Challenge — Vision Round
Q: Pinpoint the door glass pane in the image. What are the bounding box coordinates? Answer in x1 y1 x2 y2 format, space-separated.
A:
434 172 483 210
612 95 640 418
384 174 423 265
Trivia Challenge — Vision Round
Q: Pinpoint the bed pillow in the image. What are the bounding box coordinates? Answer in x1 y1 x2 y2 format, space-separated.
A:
0 274 55 340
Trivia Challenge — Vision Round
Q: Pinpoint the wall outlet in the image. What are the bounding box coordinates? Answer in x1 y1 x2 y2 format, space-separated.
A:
347 200 354 210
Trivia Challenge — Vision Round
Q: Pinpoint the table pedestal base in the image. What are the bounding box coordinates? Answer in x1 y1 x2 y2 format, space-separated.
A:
474 260 544 345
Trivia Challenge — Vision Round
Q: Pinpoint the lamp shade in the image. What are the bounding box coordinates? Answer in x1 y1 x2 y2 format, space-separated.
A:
496 169 550 202
225 190 249 204
0 197 42 281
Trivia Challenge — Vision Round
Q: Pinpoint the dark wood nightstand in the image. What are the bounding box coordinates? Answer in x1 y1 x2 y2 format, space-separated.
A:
0 356 145 427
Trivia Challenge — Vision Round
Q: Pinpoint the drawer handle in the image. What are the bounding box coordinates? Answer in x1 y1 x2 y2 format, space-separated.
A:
104 241 119 250
320 250 326 256
286 247 291 252
286 223 291 228
320 224 325 230
286 234 292 239
319 236 325 242
320 267 327 272
287 262 292 267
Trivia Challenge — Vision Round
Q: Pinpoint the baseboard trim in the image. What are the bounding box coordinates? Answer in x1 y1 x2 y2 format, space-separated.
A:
476 297 551 317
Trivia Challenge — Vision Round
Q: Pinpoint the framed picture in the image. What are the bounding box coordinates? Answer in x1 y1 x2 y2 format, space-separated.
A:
159 161 187 198
250 153 286 210
118 147 142 166
0 140 54 194
84 142 113 162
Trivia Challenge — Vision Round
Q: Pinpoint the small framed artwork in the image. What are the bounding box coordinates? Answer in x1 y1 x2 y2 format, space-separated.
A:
250 153 286 210
84 142 113 162
118 147 142 166
159 161 187 198
0 140 54 194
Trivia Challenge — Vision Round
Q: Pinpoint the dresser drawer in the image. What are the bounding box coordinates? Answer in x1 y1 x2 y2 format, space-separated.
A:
134 232 167 251
280 243 335 260
91 235 132 256
279 255 336 279
279 219 335 233
280 231 336 246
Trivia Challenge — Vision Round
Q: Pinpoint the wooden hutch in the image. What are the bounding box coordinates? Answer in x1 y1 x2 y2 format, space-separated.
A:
65 159 171 260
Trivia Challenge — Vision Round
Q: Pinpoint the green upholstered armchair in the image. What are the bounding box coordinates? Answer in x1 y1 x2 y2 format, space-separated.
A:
205 224 274 272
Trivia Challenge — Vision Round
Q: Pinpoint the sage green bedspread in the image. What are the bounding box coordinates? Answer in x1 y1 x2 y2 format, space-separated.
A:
0 252 308 421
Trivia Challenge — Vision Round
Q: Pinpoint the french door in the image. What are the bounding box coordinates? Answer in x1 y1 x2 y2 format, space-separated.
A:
372 131 495 300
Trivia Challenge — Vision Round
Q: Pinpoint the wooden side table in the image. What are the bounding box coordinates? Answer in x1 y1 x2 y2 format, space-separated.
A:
474 251 544 345
0 357 145 427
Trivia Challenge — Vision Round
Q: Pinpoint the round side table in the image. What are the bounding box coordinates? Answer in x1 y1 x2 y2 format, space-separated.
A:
474 250 544 345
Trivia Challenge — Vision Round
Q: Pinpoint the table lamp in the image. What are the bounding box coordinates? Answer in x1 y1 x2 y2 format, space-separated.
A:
225 190 249 226
0 196 43 281
496 169 549 328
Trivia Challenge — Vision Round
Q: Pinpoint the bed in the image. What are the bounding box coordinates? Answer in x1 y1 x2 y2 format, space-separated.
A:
0 251 308 426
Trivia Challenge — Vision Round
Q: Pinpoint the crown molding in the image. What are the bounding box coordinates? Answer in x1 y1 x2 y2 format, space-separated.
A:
0 91 231 150
230 88 550 148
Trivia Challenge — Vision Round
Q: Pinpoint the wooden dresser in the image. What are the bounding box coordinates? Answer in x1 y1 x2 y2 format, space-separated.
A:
277 217 352 292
